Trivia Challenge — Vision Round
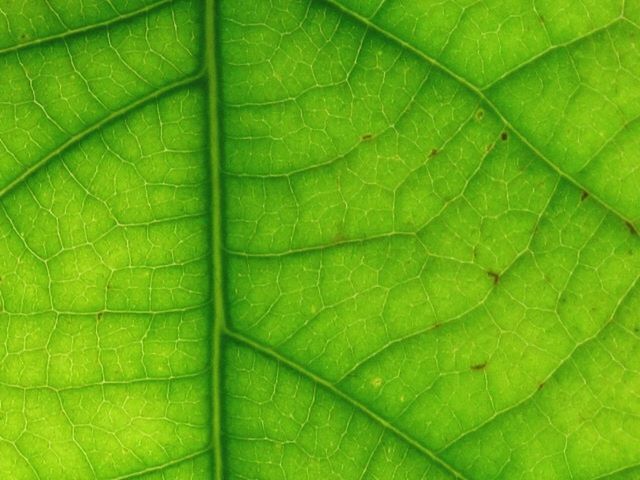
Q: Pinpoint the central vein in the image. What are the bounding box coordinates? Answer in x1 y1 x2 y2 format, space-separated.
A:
204 0 225 477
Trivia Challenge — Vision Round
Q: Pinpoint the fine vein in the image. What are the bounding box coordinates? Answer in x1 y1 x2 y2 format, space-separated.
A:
0 72 202 203
320 0 638 231
224 328 470 480
0 0 175 57
110 449 210 480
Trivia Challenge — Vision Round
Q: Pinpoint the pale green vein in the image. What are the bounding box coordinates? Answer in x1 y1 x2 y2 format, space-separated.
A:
442 271 640 452
223 327 469 480
8 441 40 480
0 71 203 204
0 371 209 394
225 231 417 258
204 0 225 478
109 449 210 480
337 178 561 382
577 110 640 174
223 66 437 179
2 303 209 317
594 461 640 480
320 0 639 231
0 0 175 56
481 17 623 89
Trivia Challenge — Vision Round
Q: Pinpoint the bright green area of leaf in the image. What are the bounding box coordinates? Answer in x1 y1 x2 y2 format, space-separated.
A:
0 0 639 478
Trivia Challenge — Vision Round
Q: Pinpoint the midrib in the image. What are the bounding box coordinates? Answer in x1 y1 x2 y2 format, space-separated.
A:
202 1 466 477
0 0 633 477
204 0 225 478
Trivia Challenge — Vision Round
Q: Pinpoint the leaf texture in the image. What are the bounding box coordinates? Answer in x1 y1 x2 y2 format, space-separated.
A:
0 0 639 479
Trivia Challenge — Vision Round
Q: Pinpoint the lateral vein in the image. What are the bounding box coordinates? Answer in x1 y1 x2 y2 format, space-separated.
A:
319 0 638 230
224 328 470 480
0 72 203 203
0 0 176 56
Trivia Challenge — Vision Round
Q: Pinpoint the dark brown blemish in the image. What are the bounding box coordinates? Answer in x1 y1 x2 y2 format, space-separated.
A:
625 221 638 236
487 271 500 285
429 148 439 158
97 312 103 320
538 382 545 390
432 322 442 329
476 109 485 121
471 362 487 371
500 131 509 141
361 133 373 141
580 190 589 201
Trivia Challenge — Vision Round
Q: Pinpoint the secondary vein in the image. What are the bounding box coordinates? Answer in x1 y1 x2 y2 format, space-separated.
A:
320 0 638 231
0 72 203 203
0 0 175 57
224 328 470 480
109 449 211 480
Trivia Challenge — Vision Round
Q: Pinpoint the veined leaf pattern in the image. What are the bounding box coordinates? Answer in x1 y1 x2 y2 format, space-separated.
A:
0 0 639 478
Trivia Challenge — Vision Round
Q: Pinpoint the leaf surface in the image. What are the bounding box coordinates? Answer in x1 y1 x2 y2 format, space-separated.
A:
0 0 639 478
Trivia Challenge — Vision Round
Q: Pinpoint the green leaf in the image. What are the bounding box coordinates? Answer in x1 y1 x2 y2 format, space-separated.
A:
1 0 639 478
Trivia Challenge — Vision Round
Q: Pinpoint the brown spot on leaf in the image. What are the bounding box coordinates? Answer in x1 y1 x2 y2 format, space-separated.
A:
429 148 439 158
500 131 509 141
488 271 500 285
538 382 545 390
580 190 589 201
333 232 346 243
361 133 372 141
471 362 487 371
626 221 637 235
476 109 485 120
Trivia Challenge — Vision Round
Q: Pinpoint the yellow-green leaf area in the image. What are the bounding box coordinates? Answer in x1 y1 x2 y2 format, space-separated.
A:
0 0 639 479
